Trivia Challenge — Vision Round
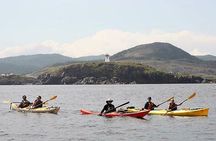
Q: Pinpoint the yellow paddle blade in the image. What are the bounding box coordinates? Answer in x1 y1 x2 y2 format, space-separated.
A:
166 96 174 102
3 100 11 104
50 96 57 101
188 93 196 100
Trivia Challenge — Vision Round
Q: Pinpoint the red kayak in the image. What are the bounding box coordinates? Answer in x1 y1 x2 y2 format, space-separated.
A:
80 109 150 118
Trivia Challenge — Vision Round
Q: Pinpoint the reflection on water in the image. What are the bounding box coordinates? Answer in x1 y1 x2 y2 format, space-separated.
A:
0 84 215 141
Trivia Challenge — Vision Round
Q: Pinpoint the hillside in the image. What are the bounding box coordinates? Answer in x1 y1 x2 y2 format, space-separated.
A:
196 55 216 61
0 54 106 75
111 42 199 62
0 75 38 85
37 62 204 84
0 54 73 74
111 42 216 80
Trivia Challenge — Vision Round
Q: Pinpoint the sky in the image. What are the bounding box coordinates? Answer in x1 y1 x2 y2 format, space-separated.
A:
0 0 216 58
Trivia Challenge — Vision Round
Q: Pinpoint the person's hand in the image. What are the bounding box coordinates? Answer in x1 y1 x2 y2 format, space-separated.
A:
98 113 102 116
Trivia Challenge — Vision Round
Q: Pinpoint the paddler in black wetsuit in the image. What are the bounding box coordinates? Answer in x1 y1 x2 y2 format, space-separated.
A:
144 97 158 110
18 95 31 108
99 99 116 116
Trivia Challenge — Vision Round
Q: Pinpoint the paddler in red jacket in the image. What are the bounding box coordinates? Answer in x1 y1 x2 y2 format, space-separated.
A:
144 97 158 110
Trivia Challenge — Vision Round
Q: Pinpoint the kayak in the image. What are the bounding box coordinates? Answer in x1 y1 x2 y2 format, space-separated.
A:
127 107 209 116
149 108 209 116
80 109 150 118
11 103 60 114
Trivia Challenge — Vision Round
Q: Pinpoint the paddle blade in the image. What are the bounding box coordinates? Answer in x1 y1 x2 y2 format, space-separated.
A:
3 100 11 104
188 93 196 100
166 96 174 102
50 96 57 101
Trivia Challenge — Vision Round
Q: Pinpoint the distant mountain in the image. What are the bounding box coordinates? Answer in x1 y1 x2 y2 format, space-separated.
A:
0 54 73 74
196 55 216 61
111 42 199 62
0 54 106 75
111 42 216 80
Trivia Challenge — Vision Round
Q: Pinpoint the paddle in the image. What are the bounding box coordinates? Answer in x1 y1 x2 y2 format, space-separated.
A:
3 100 20 104
165 93 196 114
30 96 57 109
3 100 21 110
178 92 196 106
103 101 130 114
157 96 174 107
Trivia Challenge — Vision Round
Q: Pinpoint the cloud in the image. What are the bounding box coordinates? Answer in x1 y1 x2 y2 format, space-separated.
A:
0 29 216 58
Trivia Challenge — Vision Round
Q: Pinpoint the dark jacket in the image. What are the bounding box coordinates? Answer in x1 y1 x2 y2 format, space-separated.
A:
32 99 43 108
18 100 31 108
144 102 157 110
168 102 178 111
100 103 116 114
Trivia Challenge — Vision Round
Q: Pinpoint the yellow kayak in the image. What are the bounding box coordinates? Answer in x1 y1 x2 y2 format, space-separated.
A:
11 103 60 114
127 107 209 116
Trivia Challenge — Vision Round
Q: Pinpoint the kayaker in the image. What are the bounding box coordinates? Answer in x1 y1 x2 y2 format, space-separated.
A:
99 99 116 116
168 98 182 111
144 97 158 110
18 95 31 108
32 96 43 109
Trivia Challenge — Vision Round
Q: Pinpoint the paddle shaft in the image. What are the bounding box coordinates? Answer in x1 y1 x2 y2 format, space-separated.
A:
30 96 57 109
166 93 196 112
157 97 174 107
115 101 130 109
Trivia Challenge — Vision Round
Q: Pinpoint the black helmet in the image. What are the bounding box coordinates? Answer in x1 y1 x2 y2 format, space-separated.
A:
148 97 152 100
37 96 41 99
22 95 27 99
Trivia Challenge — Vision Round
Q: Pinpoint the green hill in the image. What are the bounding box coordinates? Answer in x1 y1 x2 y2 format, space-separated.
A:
0 54 73 74
111 42 199 62
37 62 204 84
196 55 216 61
111 42 216 80
0 54 106 75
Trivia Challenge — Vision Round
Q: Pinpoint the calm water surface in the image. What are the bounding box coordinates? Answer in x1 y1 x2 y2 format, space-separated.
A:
0 84 215 141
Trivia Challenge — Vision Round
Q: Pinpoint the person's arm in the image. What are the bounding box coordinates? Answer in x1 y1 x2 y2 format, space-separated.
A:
99 105 106 116
153 103 158 108
18 102 22 108
168 103 172 110
144 102 148 109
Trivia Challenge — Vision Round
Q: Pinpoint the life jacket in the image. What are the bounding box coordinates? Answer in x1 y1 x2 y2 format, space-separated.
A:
169 102 177 111
147 102 155 110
